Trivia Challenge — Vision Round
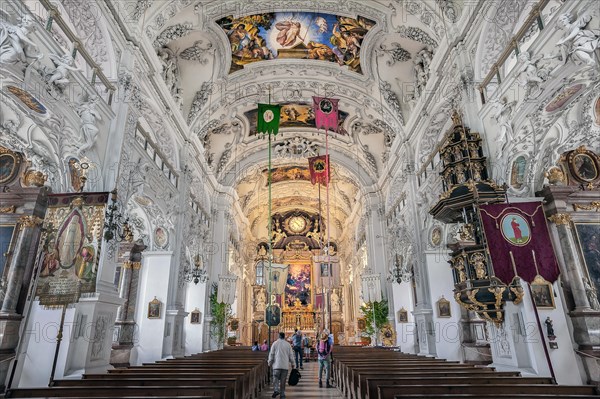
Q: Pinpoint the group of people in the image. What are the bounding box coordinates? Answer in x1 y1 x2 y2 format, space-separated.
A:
264 329 334 398
251 339 269 351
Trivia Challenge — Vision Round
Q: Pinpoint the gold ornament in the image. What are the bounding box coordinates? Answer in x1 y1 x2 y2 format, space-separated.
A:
548 213 571 226
23 169 47 187
18 215 43 228
544 166 565 185
573 201 600 212
0 205 16 213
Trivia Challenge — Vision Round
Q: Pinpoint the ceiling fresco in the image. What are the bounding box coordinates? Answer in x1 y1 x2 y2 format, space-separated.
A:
245 102 349 136
216 12 376 74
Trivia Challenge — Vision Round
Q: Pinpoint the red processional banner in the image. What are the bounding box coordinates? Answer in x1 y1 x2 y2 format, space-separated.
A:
308 155 330 186
479 202 560 284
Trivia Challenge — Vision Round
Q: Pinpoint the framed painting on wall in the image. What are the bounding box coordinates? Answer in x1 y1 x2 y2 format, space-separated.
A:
436 297 451 318
530 276 555 309
397 308 408 323
190 308 201 324
148 297 161 319
573 222 600 294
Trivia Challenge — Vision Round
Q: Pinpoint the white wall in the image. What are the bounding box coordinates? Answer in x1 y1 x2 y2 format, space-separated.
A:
17 304 76 387
489 279 585 385
424 251 463 361
131 251 172 365
392 281 417 353
184 280 207 355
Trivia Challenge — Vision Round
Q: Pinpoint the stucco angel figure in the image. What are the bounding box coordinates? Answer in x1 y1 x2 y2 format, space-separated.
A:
0 15 42 65
516 51 554 97
556 13 600 67
45 53 80 90
76 94 101 155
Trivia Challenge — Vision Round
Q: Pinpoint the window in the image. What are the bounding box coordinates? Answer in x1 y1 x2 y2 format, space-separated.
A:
255 261 264 285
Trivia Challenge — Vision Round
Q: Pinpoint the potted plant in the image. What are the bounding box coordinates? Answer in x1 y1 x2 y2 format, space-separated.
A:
209 283 232 349
359 299 388 346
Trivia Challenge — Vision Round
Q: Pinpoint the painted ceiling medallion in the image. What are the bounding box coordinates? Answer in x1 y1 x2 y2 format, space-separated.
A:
6 85 47 114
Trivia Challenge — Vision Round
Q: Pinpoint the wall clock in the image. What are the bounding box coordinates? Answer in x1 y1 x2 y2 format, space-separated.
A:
288 216 306 233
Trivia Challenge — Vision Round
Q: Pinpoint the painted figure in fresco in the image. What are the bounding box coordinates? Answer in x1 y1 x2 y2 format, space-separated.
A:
556 13 600 67
0 15 41 65
39 236 59 277
510 217 523 242
76 244 95 280
275 20 303 47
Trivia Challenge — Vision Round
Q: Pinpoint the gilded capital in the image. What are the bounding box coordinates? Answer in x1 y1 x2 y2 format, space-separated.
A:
548 213 572 226
18 215 43 228
0 205 16 213
23 170 47 187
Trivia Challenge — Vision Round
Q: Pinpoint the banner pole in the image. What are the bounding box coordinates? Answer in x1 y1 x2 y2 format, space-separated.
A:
526 283 557 384
48 303 68 386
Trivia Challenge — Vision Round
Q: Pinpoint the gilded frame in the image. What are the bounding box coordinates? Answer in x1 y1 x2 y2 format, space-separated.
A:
0 150 22 185
530 275 555 309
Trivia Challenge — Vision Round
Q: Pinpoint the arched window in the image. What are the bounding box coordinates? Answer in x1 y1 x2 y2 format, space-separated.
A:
255 260 265 285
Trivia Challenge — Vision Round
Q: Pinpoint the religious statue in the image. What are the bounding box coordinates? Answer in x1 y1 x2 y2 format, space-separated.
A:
454 257 466 283
515 51 554 97
0 15 42 65
44 53 80 90
583 277 600 311
555 13 600 67
472 253 487 279
331 289 340 312
157 47 179 96
545 317 556 340
76 94 102 155
256 288 266 312
271 227 287 245
490 97 516 152
306 219 320 240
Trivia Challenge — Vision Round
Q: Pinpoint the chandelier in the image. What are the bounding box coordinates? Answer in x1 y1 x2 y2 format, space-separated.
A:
183 254 208 285
103 189 132 242
388 255 411 284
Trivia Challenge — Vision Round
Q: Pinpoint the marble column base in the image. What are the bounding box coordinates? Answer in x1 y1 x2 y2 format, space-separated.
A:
0 315 23 389
110 344 133 368
570 310 600 385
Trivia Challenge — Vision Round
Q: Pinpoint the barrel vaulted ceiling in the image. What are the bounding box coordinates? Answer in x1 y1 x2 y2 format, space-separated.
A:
118 0 456 240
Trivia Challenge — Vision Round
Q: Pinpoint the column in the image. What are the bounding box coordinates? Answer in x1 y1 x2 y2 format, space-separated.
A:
0 215 43 315
547 214 590 310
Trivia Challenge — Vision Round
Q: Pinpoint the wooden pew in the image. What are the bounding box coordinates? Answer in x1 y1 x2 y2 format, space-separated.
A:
377 384 598 398
6 348 268 399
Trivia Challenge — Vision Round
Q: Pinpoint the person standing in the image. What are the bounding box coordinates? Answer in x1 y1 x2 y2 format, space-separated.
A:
268 331 296 398
291 329 304 369
317 332 333 388
302 333 311 362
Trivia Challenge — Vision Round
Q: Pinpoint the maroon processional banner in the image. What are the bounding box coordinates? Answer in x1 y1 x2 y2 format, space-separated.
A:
479 202 560 284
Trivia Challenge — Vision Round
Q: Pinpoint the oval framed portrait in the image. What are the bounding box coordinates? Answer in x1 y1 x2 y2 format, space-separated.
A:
572 153 598 182
0 151 21 185
500 213 531 246
154 226 169 249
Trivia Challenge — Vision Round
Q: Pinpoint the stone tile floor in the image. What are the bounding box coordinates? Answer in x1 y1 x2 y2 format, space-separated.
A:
261 359 343 398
